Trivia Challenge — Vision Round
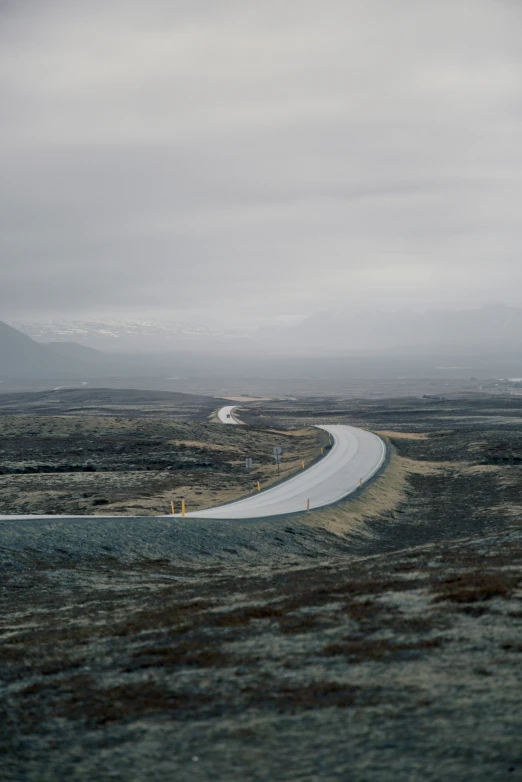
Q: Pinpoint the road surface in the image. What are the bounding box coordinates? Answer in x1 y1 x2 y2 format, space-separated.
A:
180 424 385 519
0 421 385 522
217 405 239 425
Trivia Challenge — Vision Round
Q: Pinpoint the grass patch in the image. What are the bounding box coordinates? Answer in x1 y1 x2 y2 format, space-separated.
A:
60 682 216 726
500 641 522 652
271 681 361 711
126 642 232 671
278 614 322 635
322 636 443 662
115 600 211 636
207 603 284 627
432 571 520 604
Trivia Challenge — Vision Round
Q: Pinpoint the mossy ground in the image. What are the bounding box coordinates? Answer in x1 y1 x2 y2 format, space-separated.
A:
0 413 326 515
1 392 522 780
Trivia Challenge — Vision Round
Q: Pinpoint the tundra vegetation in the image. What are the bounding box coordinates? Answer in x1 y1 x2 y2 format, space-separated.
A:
1 391 521 781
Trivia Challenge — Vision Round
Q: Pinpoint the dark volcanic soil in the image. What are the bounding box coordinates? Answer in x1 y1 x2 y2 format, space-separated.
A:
0 401 326 515
1 393 522 781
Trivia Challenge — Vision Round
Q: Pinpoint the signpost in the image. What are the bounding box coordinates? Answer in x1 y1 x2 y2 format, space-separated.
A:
245 457 253 490
273 446 282 477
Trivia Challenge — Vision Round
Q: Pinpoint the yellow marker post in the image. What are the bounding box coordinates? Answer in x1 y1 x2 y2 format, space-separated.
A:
307 498 310 512
359 478 363 489
171 501 175 515
301 459 305 469
257 481 261 492
181 500 186 518
321 447 324 455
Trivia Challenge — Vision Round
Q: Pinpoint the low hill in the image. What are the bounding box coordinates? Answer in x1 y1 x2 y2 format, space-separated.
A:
0 386 224 419
46 341 112 364
257 304 522 353
0 321 81 379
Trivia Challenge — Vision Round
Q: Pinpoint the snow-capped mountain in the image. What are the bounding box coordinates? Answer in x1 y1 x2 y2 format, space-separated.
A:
12 319 252 353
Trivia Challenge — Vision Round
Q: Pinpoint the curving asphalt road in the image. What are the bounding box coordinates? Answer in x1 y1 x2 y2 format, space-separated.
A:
217 405 239 425
0 412 385 522
180 423 386 520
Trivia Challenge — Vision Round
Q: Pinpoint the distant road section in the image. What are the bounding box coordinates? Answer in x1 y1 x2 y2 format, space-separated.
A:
181 424 385 520
217 405 239 425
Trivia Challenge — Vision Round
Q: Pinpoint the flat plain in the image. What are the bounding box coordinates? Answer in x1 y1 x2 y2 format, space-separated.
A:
0 389 326 516
1 390 522 781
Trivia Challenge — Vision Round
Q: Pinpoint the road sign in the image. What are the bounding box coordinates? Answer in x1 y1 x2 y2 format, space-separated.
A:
273 448 282 476
245 457 253 490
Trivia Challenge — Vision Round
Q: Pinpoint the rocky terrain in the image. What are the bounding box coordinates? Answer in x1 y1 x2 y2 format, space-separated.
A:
1 392 522 780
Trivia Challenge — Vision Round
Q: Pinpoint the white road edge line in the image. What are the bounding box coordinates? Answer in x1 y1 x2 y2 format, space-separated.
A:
177 423 386 519
0 424 386 522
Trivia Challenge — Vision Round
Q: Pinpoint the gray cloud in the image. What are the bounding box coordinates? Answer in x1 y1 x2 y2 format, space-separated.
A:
1 0 521 325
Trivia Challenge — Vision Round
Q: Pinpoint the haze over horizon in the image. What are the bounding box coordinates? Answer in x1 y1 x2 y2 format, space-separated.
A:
7 303 522 357
1 0 522 329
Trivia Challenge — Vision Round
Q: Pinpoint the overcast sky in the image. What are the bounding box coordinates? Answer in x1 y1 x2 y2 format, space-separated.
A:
1 0 521 326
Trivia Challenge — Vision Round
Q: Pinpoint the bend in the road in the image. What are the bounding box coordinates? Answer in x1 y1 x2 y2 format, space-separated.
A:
217 405 239 425
0 418 386 522
180 423 385 520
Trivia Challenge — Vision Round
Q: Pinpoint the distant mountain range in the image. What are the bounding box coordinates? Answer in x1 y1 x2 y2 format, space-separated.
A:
3 305 522 382
0 322 153 380
12 319 253 353
0 321 256 380
12 306 522 356
256 305 522 353
0 321 83 378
